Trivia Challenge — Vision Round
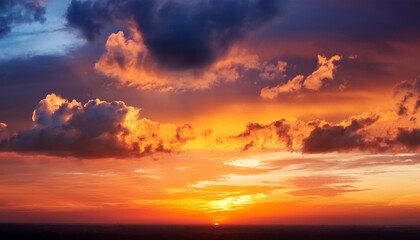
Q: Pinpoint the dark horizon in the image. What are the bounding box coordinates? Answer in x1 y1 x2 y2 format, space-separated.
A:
1 223 420 240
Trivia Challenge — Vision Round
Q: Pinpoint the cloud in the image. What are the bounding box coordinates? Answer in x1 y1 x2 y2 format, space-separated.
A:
258 61 288 81
234 115 383 153
0 94 194 158
395 128 420 150
66 0 112 42
0 0 46 37
235 106 420 154
235 119 304 151
95 27 284 91
66 0 284 70
286 186 364 197
394 77 420 118
303 55 342 90
64 0 289 92
234 76 420 153
286 175 357 189
302 115 380 153
261 55 342 99
2 78 419 157
260 75 305 99
285 175 365 197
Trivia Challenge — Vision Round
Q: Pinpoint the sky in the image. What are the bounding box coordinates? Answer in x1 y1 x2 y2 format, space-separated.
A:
0 0 419 225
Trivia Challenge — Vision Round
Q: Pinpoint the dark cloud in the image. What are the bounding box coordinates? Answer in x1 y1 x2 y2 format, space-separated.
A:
0 94 194 158
0 0 46 37
395 128 420 150
302 116 380 153
66 0 113 42
236 119 293 151
233 104 420 154
303 115 420 153
394 77 420 117
235 115 388 153
66 0 284 70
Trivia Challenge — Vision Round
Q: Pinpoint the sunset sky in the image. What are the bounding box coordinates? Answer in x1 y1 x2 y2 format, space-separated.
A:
0 0 419 225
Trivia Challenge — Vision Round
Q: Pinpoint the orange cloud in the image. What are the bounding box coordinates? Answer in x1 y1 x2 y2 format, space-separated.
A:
1 78 419 158
234 118 309 151
234 109 419 153
303 55 342 90
261 55 342 99
260 75 305 98
1 94 194 158
95 26 287 91
259 61 288 81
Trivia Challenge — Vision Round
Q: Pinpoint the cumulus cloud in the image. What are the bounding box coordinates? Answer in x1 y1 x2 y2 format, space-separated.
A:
67 0 284 70
237 119 293 150
0 94 194 158
2 78 419 157
234 117 326 152
260 55 342 99
95 27 286 91
65 0 290 91
235 110 420 153
0 0 46 37
302 115 381 153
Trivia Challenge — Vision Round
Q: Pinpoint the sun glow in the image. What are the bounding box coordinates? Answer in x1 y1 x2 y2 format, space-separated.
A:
208 193 267 212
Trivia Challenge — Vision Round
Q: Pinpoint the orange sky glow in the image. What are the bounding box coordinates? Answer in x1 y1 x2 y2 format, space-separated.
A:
0 0 419 226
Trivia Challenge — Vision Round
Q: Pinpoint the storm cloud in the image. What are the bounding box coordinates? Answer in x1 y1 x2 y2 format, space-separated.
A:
66 0 284 70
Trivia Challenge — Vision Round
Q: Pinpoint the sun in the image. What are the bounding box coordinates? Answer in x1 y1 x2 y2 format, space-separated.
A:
214 222 219 226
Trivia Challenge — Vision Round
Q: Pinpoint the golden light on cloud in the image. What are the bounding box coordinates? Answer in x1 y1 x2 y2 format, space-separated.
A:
208 194 267 212
94 23 291 92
